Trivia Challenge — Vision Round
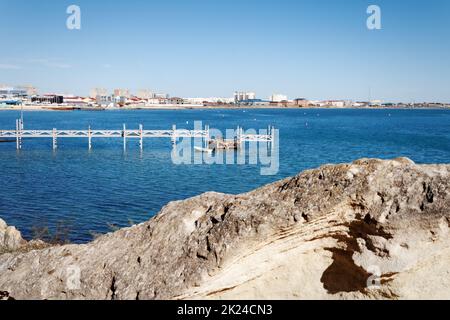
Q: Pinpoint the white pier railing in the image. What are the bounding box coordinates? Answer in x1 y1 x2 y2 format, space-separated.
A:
0 120 276 151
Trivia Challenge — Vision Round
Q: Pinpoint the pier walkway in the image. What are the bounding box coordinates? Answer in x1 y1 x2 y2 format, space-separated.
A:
0 119 275 150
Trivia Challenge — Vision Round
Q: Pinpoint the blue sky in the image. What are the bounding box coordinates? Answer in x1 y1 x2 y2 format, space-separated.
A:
1 0 449 102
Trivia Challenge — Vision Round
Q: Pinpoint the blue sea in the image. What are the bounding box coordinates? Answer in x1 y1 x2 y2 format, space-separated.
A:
1 109 449 243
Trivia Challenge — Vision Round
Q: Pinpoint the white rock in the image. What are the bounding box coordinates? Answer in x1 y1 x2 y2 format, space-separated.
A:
0 218 7 231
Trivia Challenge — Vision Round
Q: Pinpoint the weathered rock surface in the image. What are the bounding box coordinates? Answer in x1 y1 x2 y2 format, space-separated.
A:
0 218 26 253
0 158 449 300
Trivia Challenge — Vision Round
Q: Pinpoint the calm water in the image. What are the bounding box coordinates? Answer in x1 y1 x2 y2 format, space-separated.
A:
1 109 449 243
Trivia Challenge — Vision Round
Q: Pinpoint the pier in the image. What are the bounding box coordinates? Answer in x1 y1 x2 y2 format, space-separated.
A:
0 119 276 151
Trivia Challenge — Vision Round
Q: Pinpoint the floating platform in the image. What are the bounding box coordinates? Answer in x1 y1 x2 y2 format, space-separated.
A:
209 138 239 150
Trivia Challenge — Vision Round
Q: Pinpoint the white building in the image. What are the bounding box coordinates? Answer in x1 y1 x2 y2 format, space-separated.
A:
270 94 288 102
0 86 28 97
184 97 234 105
63 95 86 106
330 101 345 107
370 100 383 106
352 102 368 107
154 93 169 99
309 100 327 107
234 91 256 103
96 95 114 107
146 97 169 105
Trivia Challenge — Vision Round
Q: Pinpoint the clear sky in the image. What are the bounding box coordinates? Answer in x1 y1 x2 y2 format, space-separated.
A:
1 0 449 102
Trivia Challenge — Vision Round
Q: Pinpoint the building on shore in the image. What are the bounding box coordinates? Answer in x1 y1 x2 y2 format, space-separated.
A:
270 94 288 102
293 98 310 107
90 88 108 99
113 88 131 98
136 89 154 99
62 95 86 106
0 86 28 98
238 99 270 107
124 97 145 107
369 100 383 106
114 95 127 107
352 101 369 107
234 91 256 104
184 97 234 105
31 94 64 104
96 95 114 107
145 98 166 105
168 97 184 105
154 93 169 99
328 100 346 108
0 98 22 106
311 100 352 108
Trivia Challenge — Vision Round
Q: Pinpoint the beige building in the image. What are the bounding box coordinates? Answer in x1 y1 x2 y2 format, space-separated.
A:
293 98 310 107
168 97 184 105
136 89 154 99
113 88 130 98
90 88 108 99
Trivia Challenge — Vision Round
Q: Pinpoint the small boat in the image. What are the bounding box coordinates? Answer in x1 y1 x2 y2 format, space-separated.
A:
42 106 75 111
194 146 214 154
0 138 15 143
74 107 106 111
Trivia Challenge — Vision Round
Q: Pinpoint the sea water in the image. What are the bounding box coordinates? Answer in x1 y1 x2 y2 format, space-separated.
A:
0 109 449 242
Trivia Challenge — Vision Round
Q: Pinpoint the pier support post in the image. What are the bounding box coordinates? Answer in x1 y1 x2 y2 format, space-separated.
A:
172 124 177 146
18 119 23 149
205 125 210 148
15 119 20 150
271 126 276 154
52 128 57 150
88 126 92 150
139 124 143 150
237 126 244 150
123 124 127 151
15 119 24 150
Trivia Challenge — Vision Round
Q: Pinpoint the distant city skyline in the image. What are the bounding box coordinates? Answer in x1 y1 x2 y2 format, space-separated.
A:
1 0 450 102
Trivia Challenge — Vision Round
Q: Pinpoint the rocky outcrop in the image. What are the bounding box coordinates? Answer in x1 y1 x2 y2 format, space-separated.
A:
0 158 449 300
0 218 26 253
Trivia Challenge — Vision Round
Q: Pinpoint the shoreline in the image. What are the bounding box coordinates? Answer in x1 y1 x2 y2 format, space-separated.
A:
1 105 450 112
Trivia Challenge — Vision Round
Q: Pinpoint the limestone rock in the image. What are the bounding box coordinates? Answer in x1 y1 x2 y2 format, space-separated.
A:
0 219 25 252
0 218 7 230
0 158 449 300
